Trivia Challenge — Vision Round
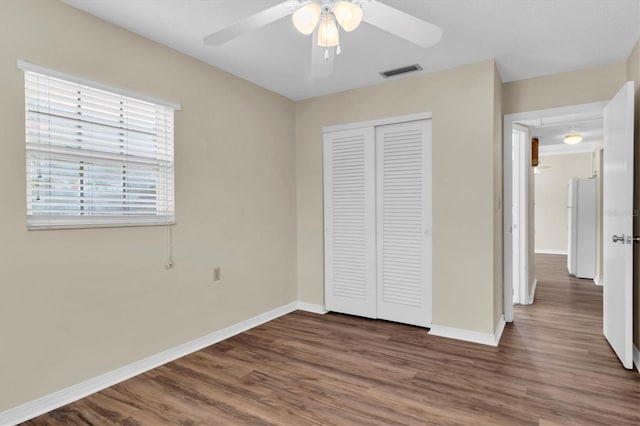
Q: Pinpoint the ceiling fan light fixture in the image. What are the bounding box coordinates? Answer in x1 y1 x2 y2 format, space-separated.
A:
292 2 322 35
317 12 340 47
333 1 363 32
563 133 583 145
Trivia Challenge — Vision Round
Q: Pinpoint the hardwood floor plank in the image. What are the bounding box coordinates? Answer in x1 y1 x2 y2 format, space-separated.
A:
24 254 640 425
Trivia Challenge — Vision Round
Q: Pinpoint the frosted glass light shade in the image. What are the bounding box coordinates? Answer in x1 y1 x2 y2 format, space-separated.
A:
318 13 340 47
563 134 583 145
292 2 322 35
333 1 363 32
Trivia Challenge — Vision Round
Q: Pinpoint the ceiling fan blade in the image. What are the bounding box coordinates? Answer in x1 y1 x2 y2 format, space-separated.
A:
203 0 300 46
362 0 443 48
310 28 335 80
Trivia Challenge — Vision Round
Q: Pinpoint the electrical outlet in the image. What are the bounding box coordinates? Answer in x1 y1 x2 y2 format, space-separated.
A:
213 267 221 282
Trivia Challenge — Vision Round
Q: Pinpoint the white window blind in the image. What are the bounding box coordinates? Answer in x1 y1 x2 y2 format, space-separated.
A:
22 65 177 229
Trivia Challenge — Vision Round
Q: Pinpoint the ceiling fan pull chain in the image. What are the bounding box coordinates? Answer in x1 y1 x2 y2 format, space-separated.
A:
324 48 329 60
336 44 342 56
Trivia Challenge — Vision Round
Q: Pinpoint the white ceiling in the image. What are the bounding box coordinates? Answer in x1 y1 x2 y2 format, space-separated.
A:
62 0 640 100
521 111 604 147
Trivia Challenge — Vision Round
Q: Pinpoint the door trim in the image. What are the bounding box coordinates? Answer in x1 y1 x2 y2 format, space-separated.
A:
512 124 530 306
503 101 607 322
322 112 432 133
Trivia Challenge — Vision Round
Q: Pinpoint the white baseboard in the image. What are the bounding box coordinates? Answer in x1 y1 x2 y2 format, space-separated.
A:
296 301 328 314
429 315 506 347
527 279 537 304
634 344 640 373
594 276 603 286
494 315 506 345
534 249 567 255
0 301 300 426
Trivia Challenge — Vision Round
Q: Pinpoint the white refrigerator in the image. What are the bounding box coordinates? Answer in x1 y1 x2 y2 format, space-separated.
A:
567 178 596 279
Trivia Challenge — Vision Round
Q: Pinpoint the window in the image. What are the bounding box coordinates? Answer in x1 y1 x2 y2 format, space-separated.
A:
20 62 178 229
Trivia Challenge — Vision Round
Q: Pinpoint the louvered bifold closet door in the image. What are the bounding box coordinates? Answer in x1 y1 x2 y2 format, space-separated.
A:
324 127 377 318
376 120 432 327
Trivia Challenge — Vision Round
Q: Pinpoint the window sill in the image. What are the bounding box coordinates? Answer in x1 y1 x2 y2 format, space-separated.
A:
27 217 175 231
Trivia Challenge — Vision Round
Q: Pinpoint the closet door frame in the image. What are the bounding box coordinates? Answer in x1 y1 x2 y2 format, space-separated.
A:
323 113 432 134
323 112 432 323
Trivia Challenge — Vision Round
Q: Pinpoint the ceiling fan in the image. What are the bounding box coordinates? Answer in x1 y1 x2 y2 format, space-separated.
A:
203 0 443 78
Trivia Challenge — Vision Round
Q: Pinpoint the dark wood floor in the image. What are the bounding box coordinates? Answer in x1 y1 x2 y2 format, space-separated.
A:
25 254 640 425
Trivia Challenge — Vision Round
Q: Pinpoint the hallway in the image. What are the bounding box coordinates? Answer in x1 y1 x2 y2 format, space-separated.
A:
501 253 640 423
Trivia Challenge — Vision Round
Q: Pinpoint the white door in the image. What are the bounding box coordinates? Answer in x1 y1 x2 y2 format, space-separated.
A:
603 81 634 369
375 120 432 327
324 127 377 318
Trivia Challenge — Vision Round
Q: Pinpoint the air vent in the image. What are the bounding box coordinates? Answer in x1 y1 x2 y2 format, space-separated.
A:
380 64 423 78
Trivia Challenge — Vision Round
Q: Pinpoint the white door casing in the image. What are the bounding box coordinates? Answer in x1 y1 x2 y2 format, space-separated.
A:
324 127 377 318
512 124 531 306
512 130 521 305
376 120 432 327
603 81 634 369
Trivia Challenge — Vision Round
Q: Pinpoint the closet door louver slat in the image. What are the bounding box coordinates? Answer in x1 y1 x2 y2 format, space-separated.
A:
324 128 377 318
376 120 432 327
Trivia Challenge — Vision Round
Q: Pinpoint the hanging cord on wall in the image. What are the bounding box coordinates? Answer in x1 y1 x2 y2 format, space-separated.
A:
165 224 174 269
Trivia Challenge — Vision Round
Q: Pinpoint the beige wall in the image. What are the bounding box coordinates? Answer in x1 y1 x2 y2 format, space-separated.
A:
0 0 297 411
627 37 640 350
534 153 594 252
296 60 501 334
503 62 626 115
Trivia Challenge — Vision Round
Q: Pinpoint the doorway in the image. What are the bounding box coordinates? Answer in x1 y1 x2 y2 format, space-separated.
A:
503 101 607 322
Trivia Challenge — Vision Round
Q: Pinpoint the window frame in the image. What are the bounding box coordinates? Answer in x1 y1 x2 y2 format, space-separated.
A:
19 61 180 230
